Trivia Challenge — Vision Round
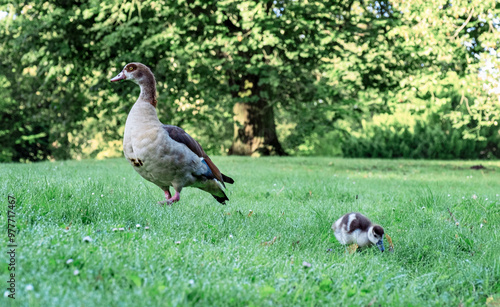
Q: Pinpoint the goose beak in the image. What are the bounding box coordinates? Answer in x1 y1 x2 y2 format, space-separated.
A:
110 70 126 82
376 239 385 252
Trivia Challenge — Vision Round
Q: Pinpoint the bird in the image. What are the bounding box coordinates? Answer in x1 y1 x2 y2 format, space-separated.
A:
332 212 385 252
110 62 234 205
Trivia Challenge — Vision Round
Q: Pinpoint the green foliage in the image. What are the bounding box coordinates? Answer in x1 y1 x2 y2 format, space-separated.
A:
1 157 499 305
0 0 331 160
386 0 500 143
0 0 499 160
343 112 500 159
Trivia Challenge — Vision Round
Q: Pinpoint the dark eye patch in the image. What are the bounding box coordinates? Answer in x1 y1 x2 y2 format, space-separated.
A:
126 64 137 71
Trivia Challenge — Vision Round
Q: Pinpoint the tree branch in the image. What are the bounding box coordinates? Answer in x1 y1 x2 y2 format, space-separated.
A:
450 8 474 39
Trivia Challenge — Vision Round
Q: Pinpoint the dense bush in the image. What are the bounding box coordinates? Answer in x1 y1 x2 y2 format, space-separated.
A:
343 113 499 159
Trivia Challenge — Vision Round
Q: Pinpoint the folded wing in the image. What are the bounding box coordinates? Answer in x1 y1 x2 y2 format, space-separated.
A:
162 125 234 186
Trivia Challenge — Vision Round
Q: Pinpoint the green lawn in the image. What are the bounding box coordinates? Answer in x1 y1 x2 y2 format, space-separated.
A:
1 157 499 306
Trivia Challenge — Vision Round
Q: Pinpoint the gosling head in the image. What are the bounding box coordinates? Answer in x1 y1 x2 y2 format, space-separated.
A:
369 225 385 252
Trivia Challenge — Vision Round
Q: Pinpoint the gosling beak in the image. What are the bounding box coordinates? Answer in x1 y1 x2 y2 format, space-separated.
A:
376 239 385 252
110 70 126 82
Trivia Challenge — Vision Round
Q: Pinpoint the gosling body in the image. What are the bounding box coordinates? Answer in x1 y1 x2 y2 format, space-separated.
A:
332 212 385 252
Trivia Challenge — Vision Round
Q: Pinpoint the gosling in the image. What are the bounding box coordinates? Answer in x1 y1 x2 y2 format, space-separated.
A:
332 212 385 252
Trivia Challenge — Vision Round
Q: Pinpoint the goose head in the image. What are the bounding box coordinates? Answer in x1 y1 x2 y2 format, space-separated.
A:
369 225 385 252
110 62 154 85
110 62 157 107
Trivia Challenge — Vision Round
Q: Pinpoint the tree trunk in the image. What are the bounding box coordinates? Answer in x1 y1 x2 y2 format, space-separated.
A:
229 100 287 156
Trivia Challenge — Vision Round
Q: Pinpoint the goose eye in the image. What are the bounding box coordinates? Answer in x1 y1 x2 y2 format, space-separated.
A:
128 66 134 71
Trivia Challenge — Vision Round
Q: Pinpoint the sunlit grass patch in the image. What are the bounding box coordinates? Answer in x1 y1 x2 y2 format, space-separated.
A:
0 157 499 306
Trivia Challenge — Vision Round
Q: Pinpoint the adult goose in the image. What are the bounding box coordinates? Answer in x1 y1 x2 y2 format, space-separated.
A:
110 62 234 204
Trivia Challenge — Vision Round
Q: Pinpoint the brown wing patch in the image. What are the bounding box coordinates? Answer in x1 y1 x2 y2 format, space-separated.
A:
341 213 352 229
348 213 372 233
163 125 224 183
129 158 143 167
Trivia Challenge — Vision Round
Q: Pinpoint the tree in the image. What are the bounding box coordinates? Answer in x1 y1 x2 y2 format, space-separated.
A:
317 0 500 158
1 0 499 161
386 0 500 142
0 0 337 158
134 0 332 156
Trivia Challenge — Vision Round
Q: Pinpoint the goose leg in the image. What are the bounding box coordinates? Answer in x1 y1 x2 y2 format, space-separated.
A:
166 191 180 204
158 190 180 206
158 189 172 205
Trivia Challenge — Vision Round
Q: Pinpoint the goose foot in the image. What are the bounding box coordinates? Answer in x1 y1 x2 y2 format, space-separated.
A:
158 191 180 206
347 244 359 254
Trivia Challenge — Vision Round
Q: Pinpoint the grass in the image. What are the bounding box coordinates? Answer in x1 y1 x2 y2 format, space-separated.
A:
0 157 499 306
